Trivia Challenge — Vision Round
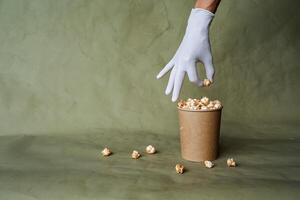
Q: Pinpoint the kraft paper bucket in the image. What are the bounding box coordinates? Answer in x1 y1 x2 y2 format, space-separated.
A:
178 107 222 162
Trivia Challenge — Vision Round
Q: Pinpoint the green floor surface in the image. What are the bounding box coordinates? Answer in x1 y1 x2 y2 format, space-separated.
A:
0 122 299 200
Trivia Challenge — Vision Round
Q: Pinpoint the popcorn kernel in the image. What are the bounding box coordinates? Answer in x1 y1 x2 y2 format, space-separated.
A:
131 150 141 159
203 79 212 87
204 160 214 168
227 158 237 167
175 164 185 174
214 103 222 109
200 97 210 106
101 147 112 157
146 145 156 154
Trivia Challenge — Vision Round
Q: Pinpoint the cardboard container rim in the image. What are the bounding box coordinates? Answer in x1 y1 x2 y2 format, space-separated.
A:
177 107 223 112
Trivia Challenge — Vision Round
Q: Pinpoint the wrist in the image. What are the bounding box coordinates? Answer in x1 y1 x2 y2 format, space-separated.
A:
195 0 220 13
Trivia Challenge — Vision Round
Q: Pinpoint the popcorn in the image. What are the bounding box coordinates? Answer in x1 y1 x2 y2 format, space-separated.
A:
214 103 222 109
200 97 210 106
203 79 212 87
177 100 186 109
131 150 141 159
204 160 214 168
146 145 156 154
213 100 221 105
175 164 185 174
227 158 237 167
101 147 112 156
201 106 208 111
207 101 214 109
177 98 222 111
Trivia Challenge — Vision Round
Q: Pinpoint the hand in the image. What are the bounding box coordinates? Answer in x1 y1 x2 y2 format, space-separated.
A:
157 8 215 102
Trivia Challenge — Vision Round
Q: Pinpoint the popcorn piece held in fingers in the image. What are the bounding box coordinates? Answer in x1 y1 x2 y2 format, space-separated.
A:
101 147 112 156
204 160 214 168
131 150 141 159
203 79 212 87
175 164 185 174
227 158 237 167
146 145 156 154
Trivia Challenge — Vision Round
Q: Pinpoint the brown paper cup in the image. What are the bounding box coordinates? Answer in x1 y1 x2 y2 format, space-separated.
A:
178 107 222 162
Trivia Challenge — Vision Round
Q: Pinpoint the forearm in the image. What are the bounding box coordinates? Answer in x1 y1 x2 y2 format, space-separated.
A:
195 0 221 13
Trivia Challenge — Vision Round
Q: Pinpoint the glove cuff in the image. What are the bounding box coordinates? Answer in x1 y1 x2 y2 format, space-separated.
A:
191 8 215 17
188 8 214 29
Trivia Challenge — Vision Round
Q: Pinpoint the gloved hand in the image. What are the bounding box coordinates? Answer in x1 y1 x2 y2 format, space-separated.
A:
157 8 215 102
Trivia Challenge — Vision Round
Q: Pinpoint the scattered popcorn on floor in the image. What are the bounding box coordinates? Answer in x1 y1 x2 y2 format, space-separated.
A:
204 160 214 168
175 164 185 174
146 145 156 154
227 158 237 167
178 98 222 111
131 150 141 159
101 147 112 156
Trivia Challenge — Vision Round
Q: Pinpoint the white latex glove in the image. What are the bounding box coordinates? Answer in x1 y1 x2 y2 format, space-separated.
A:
157 8 215 102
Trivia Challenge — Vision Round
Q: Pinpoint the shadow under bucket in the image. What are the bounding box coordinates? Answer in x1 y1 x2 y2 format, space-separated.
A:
178 107 222 162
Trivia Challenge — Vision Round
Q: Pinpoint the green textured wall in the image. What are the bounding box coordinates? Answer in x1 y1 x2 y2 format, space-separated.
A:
0 0 299 136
